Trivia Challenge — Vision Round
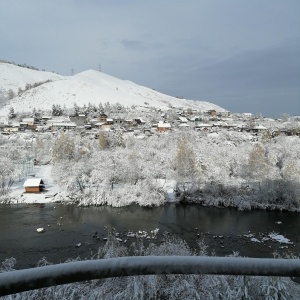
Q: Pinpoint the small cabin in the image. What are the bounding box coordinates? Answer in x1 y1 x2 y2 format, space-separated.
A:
23 178 45 193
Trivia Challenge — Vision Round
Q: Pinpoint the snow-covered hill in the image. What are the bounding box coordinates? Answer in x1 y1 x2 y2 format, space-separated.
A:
0 62 64 95
0 63 226 116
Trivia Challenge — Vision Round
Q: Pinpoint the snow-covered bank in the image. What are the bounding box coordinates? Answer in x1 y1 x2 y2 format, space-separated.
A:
5 165 64 204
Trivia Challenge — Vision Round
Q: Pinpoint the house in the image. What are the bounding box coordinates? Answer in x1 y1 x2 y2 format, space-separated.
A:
206 110 217 117
114 116 125 125
194 123 213 131
51 122 76 131
106 118 114 124
41 116 52 121
22 118 34 126
3 123 20 133
252 125 267 133
190 116 202 122
125 119 134 125
94 122 106 129
20 118 36 131
19 122 28 129
69 114 86 126
242 113 254 119
178 116 188 123
23 178 45 193
157 121 171 132
134 118 146 125
98 113 108 122
178 123 190 129
217 111 231 117
41 116 52 125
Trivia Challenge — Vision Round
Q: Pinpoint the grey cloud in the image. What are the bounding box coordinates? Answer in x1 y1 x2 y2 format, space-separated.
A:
199 40 300 92
1 0 299 118
154 39 300 117
120 39 145 50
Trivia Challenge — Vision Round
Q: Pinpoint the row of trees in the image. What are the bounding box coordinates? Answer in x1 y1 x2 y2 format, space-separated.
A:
0 59 39 71
1 122 299 209
6 80 53 101
48 128 300 209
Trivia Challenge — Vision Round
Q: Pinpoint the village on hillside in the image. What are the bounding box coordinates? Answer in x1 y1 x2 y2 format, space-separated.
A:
0 102 299 209
1 104 300 138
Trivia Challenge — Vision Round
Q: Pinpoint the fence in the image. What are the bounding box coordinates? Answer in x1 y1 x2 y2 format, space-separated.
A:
1 256 300 296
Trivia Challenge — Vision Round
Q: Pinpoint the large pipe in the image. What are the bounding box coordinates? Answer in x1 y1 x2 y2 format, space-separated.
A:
0 256 299 296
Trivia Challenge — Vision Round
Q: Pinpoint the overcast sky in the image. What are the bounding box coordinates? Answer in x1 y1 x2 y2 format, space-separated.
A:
1 0 299 117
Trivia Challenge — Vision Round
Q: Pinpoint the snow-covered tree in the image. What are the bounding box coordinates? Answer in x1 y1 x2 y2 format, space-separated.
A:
73 103 80 116
0 158 18 196
248 143 269 180
51 133 76 162
52 104 63 116
7 89 15 100
8 107 16 119
173 137 200 196
98 132 109 150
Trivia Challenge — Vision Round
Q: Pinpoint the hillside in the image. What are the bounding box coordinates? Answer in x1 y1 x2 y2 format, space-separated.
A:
0 62 64 95
0 63 226 116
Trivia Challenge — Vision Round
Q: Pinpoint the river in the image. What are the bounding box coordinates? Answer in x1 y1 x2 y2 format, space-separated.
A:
0 203 299 270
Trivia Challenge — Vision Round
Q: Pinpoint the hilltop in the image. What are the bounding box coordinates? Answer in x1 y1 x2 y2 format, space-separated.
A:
0 62 225 116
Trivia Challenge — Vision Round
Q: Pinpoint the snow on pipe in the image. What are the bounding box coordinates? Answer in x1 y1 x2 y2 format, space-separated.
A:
0 256 300 296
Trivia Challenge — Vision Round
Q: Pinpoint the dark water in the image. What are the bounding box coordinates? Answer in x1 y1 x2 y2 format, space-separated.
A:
0 203 299 269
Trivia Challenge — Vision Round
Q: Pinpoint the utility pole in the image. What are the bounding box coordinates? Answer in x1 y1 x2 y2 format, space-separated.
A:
71 67 74 76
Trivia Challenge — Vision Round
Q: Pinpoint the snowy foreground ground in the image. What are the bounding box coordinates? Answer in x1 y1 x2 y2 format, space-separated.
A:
9 165 62 204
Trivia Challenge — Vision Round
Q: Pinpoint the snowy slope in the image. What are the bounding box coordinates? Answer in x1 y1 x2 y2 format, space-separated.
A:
0 62 64 94
0 63 226 116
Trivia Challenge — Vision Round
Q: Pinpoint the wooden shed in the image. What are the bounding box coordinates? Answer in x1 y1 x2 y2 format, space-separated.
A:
23 178 45 193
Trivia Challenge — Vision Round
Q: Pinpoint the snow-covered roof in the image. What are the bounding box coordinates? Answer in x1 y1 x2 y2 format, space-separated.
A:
213 121 227 126
23 178 44 187
178 116 188 123
253 125 267 130
157 122 171 128
196 123 212 127
22 118 34 122
51 122 76 127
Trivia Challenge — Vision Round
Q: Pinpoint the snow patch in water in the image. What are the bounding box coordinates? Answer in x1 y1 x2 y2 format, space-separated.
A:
268 232 293 244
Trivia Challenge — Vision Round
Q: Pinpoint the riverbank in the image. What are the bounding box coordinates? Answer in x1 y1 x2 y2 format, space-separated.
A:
1 164 300 212
2 185 300 213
